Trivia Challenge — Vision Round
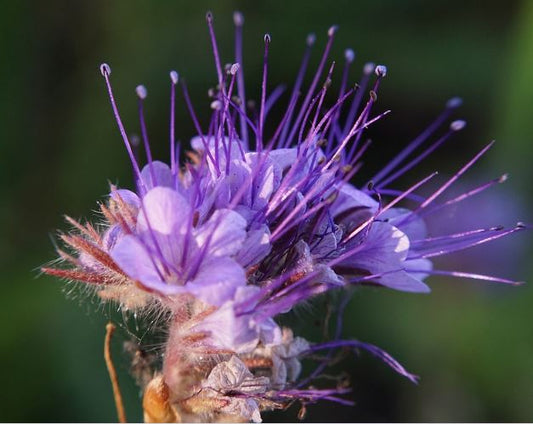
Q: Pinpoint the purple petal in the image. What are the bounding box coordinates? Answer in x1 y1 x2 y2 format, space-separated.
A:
341 222 430 293
306 340 419 384
366 269 430 293
349 221 410 266
331 183 378 217
381 207 427 240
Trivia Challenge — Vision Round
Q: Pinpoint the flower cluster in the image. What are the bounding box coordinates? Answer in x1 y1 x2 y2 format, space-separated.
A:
44 12 526 423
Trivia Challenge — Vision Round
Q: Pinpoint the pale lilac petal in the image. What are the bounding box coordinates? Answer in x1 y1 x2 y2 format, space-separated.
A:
111 235 161 282
268 147 298 172
236 225 271 267
188 257 246 306
140 161 174 189
246 153 281 209
191 135 244 163
226 159 253 207
110 189 141 208
258 318 283 346
111 235 184 295
196 209 247 257
137 187 190 235
193 302 259 353
111 235 186 295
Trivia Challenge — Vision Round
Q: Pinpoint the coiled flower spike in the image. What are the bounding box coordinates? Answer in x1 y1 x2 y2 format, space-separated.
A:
43 11 527 423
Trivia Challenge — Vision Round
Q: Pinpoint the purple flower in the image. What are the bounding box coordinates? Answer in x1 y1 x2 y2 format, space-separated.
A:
43 11 527 422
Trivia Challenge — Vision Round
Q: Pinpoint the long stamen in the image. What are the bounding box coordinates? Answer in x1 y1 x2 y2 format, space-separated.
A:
408 224 525 259
309 61 335 136
376 119 466 189
323 71 386 171
169 71 179 177
370 97 462 186
326 48 355 148
257 34 271 152
417 173 509 219
136 85 157 186
404 269 524 285
206 11 224 85
416 141 495 210
234 11 249 149
341 171 438 246
341 62 374 137
99 63 145 192
279 33 316 147
180 79 216 167
286 26 338 146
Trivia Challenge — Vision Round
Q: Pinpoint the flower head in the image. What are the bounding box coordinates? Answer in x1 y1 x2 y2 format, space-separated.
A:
44 11 527 422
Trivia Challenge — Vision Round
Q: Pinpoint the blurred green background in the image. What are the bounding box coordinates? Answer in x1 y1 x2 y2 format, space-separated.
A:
1 0 532 421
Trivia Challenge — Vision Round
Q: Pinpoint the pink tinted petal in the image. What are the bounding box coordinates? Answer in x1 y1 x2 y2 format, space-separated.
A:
137 187 190 235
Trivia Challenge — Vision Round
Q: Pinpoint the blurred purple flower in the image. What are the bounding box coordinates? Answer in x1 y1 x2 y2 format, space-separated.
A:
43 11 527 422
